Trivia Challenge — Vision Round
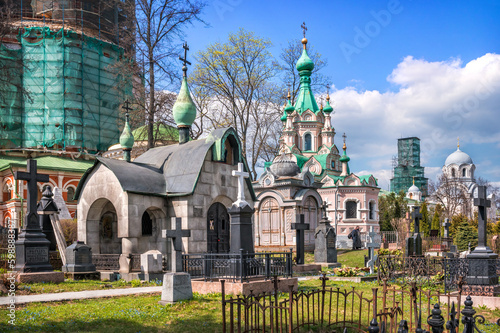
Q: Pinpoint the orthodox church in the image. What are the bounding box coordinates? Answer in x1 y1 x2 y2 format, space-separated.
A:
254 36 380 250
75 61 255 272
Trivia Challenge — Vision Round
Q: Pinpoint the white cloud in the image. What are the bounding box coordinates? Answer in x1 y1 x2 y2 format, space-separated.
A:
331 53 500 187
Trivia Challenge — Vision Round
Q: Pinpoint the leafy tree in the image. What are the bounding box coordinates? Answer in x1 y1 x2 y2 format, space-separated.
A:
191 29 281 178
431 206 441 236
420 201 430 237
378 191 408 237
454 218 478 252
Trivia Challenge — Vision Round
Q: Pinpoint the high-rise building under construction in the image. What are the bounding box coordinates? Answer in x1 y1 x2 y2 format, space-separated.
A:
390 137 429 197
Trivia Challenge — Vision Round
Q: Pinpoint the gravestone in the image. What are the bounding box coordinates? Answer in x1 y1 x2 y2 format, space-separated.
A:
405 206 423 257
314 200 339 266
62 241 97 278
228 162 255 254
291 214 309 265
366 226 380 274
443 219 451 238
15 160 53 273
159 217 192 305
140 250 163 282
464 186 498 294
37 186 59 251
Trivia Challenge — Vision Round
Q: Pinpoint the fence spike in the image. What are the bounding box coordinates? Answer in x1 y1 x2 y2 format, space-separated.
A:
397 319 408 333
445 302 459 333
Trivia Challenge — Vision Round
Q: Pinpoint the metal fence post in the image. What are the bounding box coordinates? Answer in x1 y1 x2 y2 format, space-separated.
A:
461 295 485 333
239 248 244 283
221 280 226 333
265 252 270 279
368 288 379 333
427 304 444 333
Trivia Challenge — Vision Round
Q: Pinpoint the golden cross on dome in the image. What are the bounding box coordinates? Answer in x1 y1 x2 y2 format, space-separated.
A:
457 136 460 149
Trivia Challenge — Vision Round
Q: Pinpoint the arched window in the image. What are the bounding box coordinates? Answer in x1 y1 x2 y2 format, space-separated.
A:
462 169 466 177
451 168 456 177
346 201 357 219
331 160 335 169
369 202 375 220
67 187 75 202
142 211 153 236
304 134 312 151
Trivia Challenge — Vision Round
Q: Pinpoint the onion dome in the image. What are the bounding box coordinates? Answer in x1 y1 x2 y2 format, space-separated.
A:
323 93 333 114
119 113 134 150
445 148 473 166
284 91 295 114
173 77 197 127
296 38 314 72
339 142 350 163
270 153 300 177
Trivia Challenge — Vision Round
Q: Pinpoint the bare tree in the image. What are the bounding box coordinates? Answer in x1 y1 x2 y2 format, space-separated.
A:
276 39 330 104
117 0 206 149
431 174 472 220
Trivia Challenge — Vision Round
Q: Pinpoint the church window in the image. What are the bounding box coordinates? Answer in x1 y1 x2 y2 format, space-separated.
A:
305 115 312 121
142 211 153 236
331 160 335 169
451 168 456 177
462 169 466 177
304 134 312 151
369 202 375 220
2 183 10 202
67 187 75 202
346 201 357 219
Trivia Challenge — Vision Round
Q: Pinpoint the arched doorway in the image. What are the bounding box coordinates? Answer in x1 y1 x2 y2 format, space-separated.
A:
207 202 230 253
260 198 280 245
86 198 121 254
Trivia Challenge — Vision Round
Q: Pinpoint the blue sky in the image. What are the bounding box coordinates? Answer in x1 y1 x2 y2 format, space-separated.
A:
184 0 500 190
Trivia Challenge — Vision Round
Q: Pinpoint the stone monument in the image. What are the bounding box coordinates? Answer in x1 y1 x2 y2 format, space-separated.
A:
405 206 423 257
314 200 340 268
464 186 499 295
140 250 164 282
366 226 380 274
37 186 59 251
291 214 309 265
159 217 193 304
228 162 255 254
14 159 64 283
53 187 72 220
62 241 98 279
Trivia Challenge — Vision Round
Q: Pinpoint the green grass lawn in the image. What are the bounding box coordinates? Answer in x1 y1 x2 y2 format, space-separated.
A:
11 279 162 295
2 279 500 332
304 249 368 268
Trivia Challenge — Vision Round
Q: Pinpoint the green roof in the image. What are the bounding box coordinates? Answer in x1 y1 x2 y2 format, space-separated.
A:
0 155 94 173
312 154 329 170
132 123 179 142
293 154 310 170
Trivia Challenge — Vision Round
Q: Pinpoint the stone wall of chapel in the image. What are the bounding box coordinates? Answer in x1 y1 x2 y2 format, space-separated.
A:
167 150 255 254
77 164 128 252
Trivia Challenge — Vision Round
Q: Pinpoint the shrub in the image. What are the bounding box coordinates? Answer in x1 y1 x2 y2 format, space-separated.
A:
333 266 369 277
130 279 142 287
377 248 402 256
60 218 78 246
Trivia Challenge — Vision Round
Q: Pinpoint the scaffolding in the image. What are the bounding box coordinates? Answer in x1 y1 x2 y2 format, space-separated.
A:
390 137 429 197
0 26 131 152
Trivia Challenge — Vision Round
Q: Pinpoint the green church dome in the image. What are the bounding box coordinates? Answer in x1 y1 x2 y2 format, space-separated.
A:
323 95 333 114
119 114 134 149
173 77 197 127
296 39 314 72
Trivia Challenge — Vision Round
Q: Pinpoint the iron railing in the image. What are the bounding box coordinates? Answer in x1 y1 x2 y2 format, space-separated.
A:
183 250 293 282
92 254 120 271
376 256 444 287
443 258 500 293
220 275 490 333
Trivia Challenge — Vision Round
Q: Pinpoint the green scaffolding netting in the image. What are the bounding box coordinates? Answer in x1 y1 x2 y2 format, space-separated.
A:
390 138 429 196
0 27 130 152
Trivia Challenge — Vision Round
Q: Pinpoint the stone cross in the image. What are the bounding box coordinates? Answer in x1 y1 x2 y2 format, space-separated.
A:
443 218 451 238
320 199 331 221
14 159 49 229
411 206 422 234
366 226 380 274
232 162 250 208
291 214 309 265
162 217 191 273
474 186 491 249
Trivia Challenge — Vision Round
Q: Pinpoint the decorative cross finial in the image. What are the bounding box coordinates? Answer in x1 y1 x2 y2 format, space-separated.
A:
122 99 132 121
179 42 192 77
342 133 347 150
301 22 307 38
413 176 415 185
457 136 460 149
326 84 330 101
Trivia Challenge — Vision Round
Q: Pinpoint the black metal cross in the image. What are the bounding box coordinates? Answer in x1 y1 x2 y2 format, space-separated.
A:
342 133 347 144
411 206 422 234
122 99 132 114
301 22 307 38
14 159 49 229
164 217 191 272
179 42 191 77
291 214 309 265
474 185 491 249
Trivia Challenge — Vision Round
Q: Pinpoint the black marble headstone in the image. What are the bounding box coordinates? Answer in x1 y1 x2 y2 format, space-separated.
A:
62 241 96 273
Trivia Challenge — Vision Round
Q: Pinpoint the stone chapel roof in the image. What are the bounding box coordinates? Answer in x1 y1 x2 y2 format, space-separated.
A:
75 127 256 199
